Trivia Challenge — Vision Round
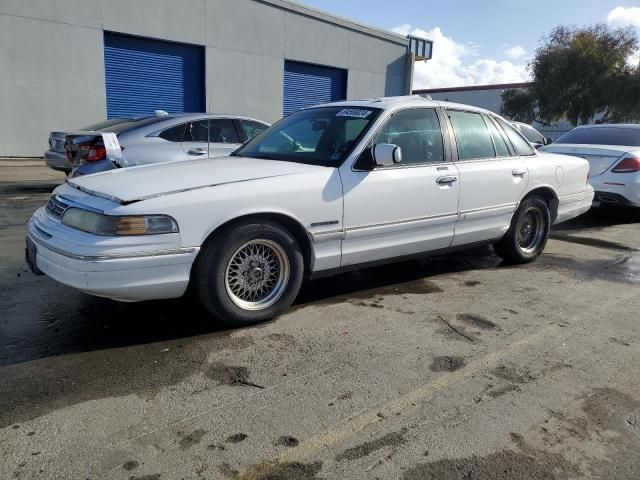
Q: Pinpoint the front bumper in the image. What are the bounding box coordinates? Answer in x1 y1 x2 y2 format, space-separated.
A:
554 187 595 224
27 209 199 302
44 150 72 173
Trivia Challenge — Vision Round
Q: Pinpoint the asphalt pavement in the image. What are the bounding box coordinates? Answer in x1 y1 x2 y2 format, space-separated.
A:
1 160 639 479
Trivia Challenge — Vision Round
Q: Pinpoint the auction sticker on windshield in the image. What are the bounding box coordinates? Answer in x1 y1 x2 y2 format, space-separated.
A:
336 109 372 119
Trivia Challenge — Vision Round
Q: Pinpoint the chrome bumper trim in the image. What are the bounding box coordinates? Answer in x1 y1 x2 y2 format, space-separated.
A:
27 232 195 262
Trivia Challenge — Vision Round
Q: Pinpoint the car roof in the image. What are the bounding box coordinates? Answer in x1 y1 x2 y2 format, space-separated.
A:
570 124 640 130
311 95 493 115
106 113 270 136
155 113 269 123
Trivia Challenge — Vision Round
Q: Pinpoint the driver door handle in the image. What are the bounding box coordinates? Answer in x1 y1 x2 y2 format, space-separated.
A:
512 168 527 177
436 175 458 185
188 148 207 155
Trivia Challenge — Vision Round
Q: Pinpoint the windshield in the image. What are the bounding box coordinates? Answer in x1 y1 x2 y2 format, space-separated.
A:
555 127 640 147
235 106 381 166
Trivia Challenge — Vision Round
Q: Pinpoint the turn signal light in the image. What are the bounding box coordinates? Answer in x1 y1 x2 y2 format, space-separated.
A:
115 217 148 235
612 157 640 173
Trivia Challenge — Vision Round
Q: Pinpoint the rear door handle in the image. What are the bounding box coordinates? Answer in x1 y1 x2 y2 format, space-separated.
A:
512 169 527 177
436 175 458 185
188 148 207 155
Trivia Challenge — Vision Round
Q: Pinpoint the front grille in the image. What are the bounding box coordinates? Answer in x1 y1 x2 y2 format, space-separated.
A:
45 195 69 219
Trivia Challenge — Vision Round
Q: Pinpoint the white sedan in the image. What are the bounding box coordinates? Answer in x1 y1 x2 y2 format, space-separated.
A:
27 97 594 325
541 124 640 207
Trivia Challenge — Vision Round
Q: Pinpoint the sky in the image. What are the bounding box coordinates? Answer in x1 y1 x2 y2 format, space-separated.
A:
295 0 640 89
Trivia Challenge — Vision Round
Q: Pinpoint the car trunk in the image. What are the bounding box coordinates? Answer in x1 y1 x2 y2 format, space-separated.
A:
48 132 67 153
542 144 629 177
64 133 106 167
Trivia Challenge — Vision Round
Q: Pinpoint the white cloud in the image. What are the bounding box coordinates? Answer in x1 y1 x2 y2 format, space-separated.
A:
392 25 530 89
505 44 527 60
607 6 640 28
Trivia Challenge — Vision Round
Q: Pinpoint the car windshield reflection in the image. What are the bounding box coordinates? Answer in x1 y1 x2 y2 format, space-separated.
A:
235 106 381 166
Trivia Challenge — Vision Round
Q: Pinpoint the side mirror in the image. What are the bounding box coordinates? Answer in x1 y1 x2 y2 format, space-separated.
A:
545 137 553 145
372 143 402 167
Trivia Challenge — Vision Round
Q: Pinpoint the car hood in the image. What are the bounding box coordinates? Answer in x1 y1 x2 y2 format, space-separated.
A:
67 156 328 204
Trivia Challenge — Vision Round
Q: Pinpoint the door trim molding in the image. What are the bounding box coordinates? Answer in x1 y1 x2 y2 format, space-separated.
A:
346 212 460 232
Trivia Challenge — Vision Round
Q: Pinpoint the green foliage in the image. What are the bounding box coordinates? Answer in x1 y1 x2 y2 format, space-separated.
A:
501 24 640 126
501 89 539 125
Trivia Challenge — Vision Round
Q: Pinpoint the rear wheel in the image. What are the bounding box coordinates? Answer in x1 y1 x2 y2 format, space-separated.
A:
494 196 550 264
195 220 304 326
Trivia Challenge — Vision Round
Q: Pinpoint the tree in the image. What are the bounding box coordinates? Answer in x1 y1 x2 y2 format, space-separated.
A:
501 24 640 126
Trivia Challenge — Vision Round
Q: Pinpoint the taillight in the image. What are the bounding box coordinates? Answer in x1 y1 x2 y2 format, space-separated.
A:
77 143 106 162
87 145 106 162
612 157 640 173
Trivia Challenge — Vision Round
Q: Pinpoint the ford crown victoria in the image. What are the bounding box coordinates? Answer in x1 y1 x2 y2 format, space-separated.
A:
27 97 594 325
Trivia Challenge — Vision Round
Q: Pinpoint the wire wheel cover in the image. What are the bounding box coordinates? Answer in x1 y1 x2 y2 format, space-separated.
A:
224 239 290 310
517 207 545 254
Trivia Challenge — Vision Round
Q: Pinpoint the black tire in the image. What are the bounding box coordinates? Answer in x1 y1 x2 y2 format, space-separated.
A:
194 220 304 326
493 196 551 264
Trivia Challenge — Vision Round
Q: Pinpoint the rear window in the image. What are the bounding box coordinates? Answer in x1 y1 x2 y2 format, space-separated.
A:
555 127 640 147
80 118 134 131
100 116 172 134
518 124 545 144
495 117 536 156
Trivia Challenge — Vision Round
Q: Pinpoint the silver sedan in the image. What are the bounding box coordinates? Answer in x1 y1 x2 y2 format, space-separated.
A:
49 113 269 176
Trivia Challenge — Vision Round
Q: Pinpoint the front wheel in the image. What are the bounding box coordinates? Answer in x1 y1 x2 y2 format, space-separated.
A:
493 196 551 264
195 221 304 326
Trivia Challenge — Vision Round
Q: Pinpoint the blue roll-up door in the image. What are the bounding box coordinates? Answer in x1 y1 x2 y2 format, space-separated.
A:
104 33 204 118
283 61 347 116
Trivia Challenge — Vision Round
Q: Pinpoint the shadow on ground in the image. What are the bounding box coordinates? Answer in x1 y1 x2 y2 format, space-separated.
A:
553 206 640 232
0 247 501 367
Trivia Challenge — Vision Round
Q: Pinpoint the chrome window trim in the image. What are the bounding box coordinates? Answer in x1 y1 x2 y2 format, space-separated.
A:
369 161 457 171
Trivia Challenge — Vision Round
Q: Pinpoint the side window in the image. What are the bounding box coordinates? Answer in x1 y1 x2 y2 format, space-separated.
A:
520 124 545 144
239 120 268 141
158 123 186 142
484 116 510 157
495 118 536 156
183 120 209 143
448 110 495 160
210 119 240 144
371 108 444 165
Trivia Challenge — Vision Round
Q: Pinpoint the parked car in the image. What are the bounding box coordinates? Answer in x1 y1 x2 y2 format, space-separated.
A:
511 122 552 149
64 113 270 176
26 96 593 326
45 118 135 174
541 124 640 207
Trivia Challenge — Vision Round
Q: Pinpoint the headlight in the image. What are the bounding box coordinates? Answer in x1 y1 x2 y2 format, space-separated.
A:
61 208 178 236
